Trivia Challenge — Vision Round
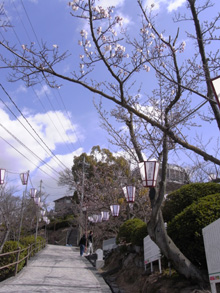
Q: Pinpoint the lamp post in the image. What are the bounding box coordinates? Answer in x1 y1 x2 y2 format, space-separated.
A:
0 169 6 185
30 188 37 198
17 171 29 246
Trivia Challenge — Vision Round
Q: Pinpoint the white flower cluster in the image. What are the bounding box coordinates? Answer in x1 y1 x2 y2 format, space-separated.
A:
92 6 111 18
179 41 186 53
115 15 123 26
80 30 88 39
97 26 102 35
68 1 79 11
143 65 150 72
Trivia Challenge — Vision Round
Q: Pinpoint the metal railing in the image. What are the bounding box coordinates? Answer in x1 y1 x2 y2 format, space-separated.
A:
0 240 46 277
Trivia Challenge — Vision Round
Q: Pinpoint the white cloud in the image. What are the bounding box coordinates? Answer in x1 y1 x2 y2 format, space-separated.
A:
144 0 186 12
98 0 125 8
0 108 83 204
167 0 186 12
35 84 51 98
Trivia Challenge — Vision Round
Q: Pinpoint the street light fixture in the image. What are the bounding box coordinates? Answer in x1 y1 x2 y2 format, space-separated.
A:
20 172 29 185
101 211 110 221
139 160 159 187
0 169 6 184
30 188 37 198
122 185 136 203
110 204 120 217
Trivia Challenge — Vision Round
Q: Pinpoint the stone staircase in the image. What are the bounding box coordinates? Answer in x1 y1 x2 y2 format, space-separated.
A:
66 227 78 246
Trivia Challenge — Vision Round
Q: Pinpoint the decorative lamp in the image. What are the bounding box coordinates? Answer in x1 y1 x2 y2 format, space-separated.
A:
34 197 40 205
139 160 159 187
110 204 120 217
43 216 48 222
20 172 29 185
0 169 6 185
30 188 37 198
88 216 94 223
101 211 109 221
92 214 99 223
122 185 136 203
41 210 46 216
210 76 220 110
97 214 102 223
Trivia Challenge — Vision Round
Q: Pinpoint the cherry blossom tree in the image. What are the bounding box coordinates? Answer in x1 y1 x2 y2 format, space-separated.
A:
1 0 220 285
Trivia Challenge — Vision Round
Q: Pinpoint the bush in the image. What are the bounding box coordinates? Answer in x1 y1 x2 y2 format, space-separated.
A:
117 218 147 246
20 235 45 256
131 223 148 247
0 241 26 280
162 182 220 223
167 193 220 269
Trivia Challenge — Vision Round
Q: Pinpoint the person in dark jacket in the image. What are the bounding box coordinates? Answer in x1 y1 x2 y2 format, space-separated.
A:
79 234 86 256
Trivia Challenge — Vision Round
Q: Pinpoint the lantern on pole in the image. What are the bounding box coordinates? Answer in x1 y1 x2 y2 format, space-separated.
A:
41 210 46 216
30 188 37 198
122 185 136 203
92 214 99 223
139 160 159 187
20 172 29 185
0 169 6 185
101 211 110 221
110 204 120 217
97 214 102 223
34 197 40 205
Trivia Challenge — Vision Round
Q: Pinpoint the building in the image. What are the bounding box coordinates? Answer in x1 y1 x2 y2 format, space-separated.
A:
159 163 189 194
54 196 73 214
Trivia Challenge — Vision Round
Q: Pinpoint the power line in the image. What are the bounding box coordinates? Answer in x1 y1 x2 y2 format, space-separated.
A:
0 83 68 171
0 122 61 177
0 134 59 183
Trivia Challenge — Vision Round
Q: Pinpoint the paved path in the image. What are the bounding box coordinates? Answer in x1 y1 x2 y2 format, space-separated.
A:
0 244 111 292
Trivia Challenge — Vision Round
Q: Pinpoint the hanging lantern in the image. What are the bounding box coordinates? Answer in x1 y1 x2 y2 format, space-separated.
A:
110 204 120 217
38 202 43 208
34 197 40 205
101 211 110 221
88 216 94 223
41 210 46 216
97 214 102 223
210 76 220 110
46 219 50 225
92 214 99 223
0 169 6 185
30 188 37 198
122 185 136 203
139 160 159 187
43 216 48 222
20 172 29 185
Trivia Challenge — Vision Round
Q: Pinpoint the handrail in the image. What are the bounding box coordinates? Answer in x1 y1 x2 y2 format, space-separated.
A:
0 240 46 277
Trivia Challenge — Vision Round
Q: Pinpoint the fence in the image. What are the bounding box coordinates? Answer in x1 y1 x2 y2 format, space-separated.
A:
0 240 46 277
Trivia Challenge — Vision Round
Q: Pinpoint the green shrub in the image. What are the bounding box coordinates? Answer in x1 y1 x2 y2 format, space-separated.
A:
117 218 147 246
20 235 45 256
167 193 220 269
163 182 220 222
0 241 26 280
131 223 148 247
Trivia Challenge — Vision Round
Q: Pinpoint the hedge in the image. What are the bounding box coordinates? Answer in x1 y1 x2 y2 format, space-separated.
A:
117 218 148 247
162 182 220 223
167 193 220 269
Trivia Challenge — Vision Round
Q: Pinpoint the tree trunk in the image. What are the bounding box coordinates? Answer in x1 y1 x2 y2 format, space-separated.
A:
0 227 10 253
147 210 208 286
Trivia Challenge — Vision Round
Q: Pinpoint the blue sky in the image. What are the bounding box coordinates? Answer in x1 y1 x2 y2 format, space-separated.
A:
0 0 219 207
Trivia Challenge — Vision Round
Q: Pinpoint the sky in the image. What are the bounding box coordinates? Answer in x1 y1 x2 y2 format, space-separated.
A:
0 0 219 208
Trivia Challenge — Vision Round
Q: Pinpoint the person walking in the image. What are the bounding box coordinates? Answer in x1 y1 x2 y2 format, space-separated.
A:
87 231 93 255
79 234 86 256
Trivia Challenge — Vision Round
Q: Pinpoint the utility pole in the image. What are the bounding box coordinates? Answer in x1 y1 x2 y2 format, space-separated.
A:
35 180 42 241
